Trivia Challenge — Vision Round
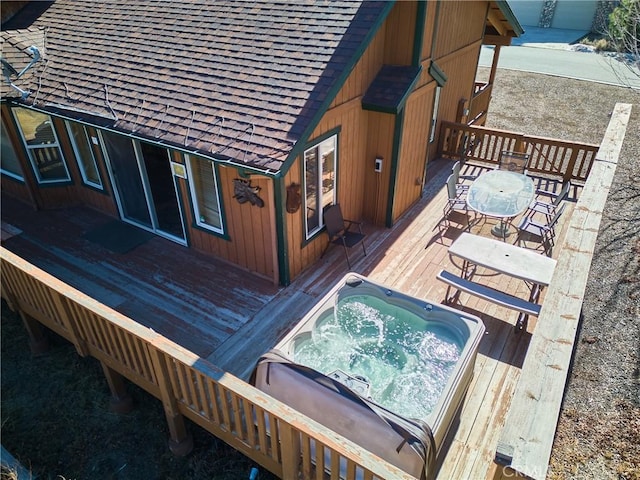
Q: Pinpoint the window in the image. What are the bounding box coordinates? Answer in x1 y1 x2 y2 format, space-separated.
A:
12 108 70 183
66 121 103 189
304 135 337 238
1 119 23 180
185 154 223 233
429 86 441 143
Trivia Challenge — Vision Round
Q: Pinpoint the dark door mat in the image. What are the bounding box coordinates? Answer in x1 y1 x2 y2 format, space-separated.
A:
82 220 154 254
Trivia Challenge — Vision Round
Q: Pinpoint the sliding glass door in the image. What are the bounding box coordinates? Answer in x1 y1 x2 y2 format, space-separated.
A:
100 131 186 243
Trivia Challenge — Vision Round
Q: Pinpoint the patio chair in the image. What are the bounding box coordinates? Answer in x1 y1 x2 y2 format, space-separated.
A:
439 174 473 233
528 180 570 221
498 151 530 174
451 160 478 194
321 204 367 269
514 202 566 256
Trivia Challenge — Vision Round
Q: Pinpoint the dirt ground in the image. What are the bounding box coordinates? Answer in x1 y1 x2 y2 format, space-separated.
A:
1 68 639 480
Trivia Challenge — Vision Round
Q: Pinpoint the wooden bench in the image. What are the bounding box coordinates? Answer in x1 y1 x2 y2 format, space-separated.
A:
436 269 541 317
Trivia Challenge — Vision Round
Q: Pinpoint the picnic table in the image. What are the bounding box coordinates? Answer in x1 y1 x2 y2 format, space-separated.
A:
438 232 557 331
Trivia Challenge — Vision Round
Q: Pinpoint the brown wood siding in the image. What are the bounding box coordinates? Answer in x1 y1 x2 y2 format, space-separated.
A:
329 23 385 108
285 20 394 281
186 165 276 283
286 99 369 280
383 1 416 65
283 163 306 281
55 120 118 215
364 111 395 226
436 42 482 126
420 1 439 63
433 0 487 60
392 85 435 222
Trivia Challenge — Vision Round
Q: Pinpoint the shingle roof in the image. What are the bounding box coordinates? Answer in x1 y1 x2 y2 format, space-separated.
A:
1 0 392 173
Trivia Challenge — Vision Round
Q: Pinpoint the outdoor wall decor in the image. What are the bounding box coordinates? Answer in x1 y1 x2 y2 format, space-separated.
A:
233 178 264 207
286 182 301 213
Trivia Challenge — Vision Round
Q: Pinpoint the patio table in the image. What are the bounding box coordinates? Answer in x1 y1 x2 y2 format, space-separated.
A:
466 170 535 238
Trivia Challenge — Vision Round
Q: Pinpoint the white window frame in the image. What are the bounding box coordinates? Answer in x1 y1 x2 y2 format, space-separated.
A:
12 108 70 184
185 154 224 234
1 118 24 180
303 134 337 239
429 86 442 143
65 121 103 189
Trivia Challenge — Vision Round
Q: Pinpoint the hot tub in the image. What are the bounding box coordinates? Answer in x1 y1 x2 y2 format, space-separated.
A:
251 273 485 479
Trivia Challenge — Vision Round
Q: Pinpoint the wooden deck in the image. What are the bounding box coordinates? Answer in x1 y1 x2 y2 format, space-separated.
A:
0 159 579 479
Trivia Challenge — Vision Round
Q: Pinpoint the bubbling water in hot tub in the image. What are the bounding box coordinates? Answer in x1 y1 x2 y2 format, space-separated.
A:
292 293 465 420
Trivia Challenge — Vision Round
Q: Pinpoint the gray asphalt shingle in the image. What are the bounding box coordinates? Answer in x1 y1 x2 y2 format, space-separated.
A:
2 0 392 173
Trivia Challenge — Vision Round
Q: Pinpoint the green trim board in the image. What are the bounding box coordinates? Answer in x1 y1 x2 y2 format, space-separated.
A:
429 61 447 87
385 108 406 228
412 1 427 67
274 176 289 286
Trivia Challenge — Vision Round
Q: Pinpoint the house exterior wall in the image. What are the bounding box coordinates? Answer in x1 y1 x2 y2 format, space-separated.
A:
392 85 435 222
284 21 388 281
427 1 486 150
2 1 500 286
283 0 493 281
1 104 117 213
1 104 34 206
1 102 278 283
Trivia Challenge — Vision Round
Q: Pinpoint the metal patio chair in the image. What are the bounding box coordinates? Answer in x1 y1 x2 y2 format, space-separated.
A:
439 174 473 233
451 160 478 195
514 202 566 256
321 204 367 269
528 180 570 221
498 150 530 174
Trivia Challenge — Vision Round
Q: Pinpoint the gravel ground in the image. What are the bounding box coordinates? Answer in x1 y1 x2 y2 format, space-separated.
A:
480 67 640 480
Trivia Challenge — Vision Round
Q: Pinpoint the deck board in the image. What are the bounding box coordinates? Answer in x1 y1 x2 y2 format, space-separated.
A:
0 159 579 480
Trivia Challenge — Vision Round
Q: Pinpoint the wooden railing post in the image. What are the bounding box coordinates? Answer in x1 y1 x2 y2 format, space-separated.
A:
148 346 194 456
279 422 301 479
53 295 90 357
563 148 580 182
18 310 49 355
100 361 134 414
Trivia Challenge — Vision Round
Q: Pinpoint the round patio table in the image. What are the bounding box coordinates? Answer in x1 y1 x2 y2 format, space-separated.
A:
466 170 535 238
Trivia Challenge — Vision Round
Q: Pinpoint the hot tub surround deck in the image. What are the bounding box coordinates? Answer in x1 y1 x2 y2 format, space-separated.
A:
252 273 485 479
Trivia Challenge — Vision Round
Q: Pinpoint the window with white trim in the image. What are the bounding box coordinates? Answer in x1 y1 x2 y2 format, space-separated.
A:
1 118 23 180
66 121 103 189
12 108 70 183
185 154 223 233
304 134 337 238
429 86 441 143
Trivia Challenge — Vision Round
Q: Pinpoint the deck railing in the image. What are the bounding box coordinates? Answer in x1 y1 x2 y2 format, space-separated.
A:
438 121 600 182
0 247 415 480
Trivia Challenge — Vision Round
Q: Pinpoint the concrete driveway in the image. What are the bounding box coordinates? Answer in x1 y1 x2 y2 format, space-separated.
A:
479 26 640 89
